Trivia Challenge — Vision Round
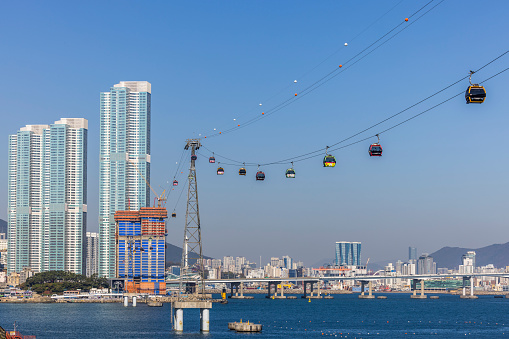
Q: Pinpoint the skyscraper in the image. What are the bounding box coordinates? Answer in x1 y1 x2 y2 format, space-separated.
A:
86 232 99 277
409 247 417 261
99 81 151 278
8 119 88 274
417 253 436 274
335 241 362 266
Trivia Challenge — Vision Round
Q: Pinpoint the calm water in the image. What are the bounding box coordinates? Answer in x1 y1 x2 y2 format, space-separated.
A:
1 293 509 338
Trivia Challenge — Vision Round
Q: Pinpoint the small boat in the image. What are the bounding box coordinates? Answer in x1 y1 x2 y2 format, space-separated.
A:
1 322 36 339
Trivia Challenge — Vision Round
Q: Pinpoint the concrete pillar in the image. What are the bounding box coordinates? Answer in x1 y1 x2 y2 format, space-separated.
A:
280 284 284 297
412 280 417 297
463 278 466 296
470 278 474 296
200 308 210 332
302 282 308 298
420 280 425 297
230 283 234 298
240 282 244 297
361 281 366 296
174 308 183 332
124 296 129 307
317 281 321 297
267 282 271 298
132 296 137 307
368 281 373 297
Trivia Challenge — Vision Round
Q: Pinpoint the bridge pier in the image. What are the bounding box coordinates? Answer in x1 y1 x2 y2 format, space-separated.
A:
410 279 427 299
358 280 374 299
460 276 478 299
275 283 286 299
173 301 212 333
266 281 279 299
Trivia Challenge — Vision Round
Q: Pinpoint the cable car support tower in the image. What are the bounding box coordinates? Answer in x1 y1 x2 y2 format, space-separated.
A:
174 138 211 333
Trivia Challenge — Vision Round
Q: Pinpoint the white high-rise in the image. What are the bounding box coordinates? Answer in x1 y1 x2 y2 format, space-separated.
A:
7 118 88 274
99 81 151 278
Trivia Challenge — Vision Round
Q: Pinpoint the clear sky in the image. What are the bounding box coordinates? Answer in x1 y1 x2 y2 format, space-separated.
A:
1 0 508 267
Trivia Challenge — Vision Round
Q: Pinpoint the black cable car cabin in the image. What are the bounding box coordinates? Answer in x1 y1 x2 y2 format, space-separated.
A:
256 171 265 181
323 155 336 167
465 85 486 104
239 167 247 176
172 180 178 186
171 212 176 218
191 155 198 161
217 167 225 175
209 156 215 163
285 168 295 178
369 143 382 156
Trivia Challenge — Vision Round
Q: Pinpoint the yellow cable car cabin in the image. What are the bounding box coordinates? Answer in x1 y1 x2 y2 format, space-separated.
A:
285 168 295 178
217 167 225 175
323 155 336 167
465 85 486 104
239 167 247 176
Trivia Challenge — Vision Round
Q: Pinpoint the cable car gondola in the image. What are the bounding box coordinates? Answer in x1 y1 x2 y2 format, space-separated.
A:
323 147 336 167
209 156 215 163
465 70 486 104
239 163 246 176
172 180 178 186
369 134 383 157
255 165 265 181
171 212 176 218
285 162 295 178
256 171 265 181
217 166 224 175
191 154 198 161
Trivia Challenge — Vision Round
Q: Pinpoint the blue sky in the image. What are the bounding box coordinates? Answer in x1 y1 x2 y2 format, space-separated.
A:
1 0 508 266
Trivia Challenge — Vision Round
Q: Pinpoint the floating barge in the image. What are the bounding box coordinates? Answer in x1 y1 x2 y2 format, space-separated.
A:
228 320 262 332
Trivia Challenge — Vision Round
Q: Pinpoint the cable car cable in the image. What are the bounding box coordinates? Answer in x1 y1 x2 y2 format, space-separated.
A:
202 64 509 167
203 0 443 139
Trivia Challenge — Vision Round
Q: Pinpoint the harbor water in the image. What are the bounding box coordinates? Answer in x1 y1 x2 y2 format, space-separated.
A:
1 293 509 338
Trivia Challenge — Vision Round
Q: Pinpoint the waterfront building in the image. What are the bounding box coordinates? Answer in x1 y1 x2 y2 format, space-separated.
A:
99 81 151 278
335 241 362 266
85 232 99 277
409 247 417 261
459 251 476 274
8 119 88 275
417 254 436 275
114 207 167 294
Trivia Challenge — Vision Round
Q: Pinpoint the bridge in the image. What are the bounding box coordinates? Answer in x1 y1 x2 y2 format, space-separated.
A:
168 273 509 300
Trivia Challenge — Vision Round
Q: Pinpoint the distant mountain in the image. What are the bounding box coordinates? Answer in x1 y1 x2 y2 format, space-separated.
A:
0 219 6 236
430 242 509 270
165 242 213 267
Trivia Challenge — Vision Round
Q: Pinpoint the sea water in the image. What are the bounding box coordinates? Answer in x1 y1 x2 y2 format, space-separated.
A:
1 293 509 338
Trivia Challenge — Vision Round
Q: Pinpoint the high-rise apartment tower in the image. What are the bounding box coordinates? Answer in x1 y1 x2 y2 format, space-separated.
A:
86 232 99 277
8 119 88 274
99 81 151 278
335 241 362 266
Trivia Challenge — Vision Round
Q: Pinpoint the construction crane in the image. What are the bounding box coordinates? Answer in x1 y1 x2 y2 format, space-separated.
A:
127 159 166 208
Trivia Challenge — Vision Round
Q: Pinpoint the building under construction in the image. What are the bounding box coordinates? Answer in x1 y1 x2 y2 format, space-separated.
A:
115 207 167 294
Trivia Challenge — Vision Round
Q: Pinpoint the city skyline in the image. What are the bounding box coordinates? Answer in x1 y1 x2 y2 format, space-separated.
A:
0 1 508 266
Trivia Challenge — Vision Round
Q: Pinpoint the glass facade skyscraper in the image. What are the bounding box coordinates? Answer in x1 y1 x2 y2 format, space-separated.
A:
7 119 88 275
335 241 361 266
99 81 151 278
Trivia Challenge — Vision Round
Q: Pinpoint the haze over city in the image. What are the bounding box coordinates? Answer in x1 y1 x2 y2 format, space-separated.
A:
1 0 508 267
